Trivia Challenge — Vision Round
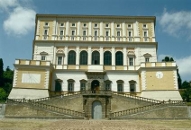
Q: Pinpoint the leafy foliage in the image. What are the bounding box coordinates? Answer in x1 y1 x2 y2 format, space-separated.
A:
0 59 14 102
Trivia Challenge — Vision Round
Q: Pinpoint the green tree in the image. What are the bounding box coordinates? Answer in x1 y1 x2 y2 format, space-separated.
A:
0 88 7 101
0 58 4 87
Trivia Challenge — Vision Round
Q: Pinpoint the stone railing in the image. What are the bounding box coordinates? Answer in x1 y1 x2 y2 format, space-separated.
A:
112 92 161 103
81 90 112 96
110 99 185 118
7 99 85 118
32 92 81 102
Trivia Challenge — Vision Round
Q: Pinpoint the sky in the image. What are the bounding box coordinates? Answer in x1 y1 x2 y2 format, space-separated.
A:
0 0 191 81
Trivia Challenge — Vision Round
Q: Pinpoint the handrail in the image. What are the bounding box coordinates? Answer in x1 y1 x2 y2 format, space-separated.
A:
7 99 84 118
112 92 162 103
110 99 185 118
31 92 81 102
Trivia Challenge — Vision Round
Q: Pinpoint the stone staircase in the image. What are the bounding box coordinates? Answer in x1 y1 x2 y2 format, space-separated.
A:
110 98 185 119
7 98 84 119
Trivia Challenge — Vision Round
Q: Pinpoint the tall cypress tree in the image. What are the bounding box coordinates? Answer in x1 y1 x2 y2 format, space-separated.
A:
0 58 4 87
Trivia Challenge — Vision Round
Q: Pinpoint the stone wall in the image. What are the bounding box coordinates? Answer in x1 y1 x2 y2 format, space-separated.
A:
41 94 83 112
5 103 74 118
117 106 189 119
111 95 153 112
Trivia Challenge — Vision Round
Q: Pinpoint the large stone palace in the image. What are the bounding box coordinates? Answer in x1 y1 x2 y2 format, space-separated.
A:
6 14 188 120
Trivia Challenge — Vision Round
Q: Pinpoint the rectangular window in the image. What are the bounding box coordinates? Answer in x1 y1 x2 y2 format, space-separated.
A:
129 57 134 66
83 31 86 36
128 31 131 37
145 58 149 62
72 23 75 26
44 30 48 35
117 31 120 36
130 84 135 92
143 24 147 28
106 31 109 36
80 83 85 91
45 22 49 26
94 31 97 36
128 24 131 28
72 30 75 35
106 83 110 91
144 31 147 37
57 56 62 65
68 83 73 92
60 30 63 35
117 84 123 92
41 55 46 61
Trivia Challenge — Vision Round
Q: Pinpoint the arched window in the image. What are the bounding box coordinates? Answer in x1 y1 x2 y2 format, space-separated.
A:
115 51 123 65
104 51 111 65
68 50 76 65
92 51 100 65
80 51 88 65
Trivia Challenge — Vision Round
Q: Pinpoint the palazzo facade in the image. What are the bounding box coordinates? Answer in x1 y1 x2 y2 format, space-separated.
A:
8 14 182 101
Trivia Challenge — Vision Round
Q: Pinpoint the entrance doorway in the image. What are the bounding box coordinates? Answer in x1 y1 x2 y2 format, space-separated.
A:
92 101 102 119
91 80 100 93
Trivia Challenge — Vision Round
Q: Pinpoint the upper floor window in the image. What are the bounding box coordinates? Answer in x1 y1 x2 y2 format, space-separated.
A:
117 80 124 92
72 23 76 26
92 51 100 65
117 31 120 36
41 55 46 61
143 24 147 28
129 57 134 66
44 30 48 35
68 79 75 92
105 80 111 91
94 31 98 36
83 23 86 27
117 24 120 27
106 31 109 36
72 30 75 35
145 57 149 62
45 22 49 26
144 31 147 37
116 51 123 65
60 23 64 26
128 31 132 37
83 31 86 36
57 56 63 65
105 23 109 27
60 30 64 35
104 51 112 65
128 24 132 28
129 80 136 92
55 79 62 92
94 23 97 27
68 50 76 65
80 51 88 65
80 79 87 91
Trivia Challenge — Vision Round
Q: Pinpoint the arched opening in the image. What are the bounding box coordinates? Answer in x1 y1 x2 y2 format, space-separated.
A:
55 79 62 92
92 101 102 119
80 51 88 65
92 51 100 65
91 80 100 93
104 51 112 65
115 51 123 65
68 50 76 65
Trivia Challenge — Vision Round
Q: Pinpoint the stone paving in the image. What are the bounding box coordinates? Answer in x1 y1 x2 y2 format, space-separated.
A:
1 119 191 130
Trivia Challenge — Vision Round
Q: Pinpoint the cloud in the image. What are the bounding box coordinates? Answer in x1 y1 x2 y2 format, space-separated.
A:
0 0 36 36
175 55 191 81
0 0 19 11
159 10 191 39
3 7 36 35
